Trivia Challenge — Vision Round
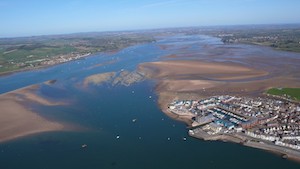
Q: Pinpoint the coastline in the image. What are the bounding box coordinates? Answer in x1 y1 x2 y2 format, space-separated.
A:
159 93 300 162
188 126 300 162
164 98 300 162
138 59 300 163
0 53 91 77
0 38 154 77
244 140 300 162
0 47 119 77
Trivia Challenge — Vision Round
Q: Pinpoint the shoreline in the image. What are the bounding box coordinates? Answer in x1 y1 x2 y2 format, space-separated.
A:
0 48 117 77
160 93 300 163
188 127 300 162
139 59 300 163
0 39 152 77
0 53 92 77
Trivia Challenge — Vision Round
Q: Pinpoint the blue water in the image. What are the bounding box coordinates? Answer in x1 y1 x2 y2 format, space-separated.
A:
0 35 300 169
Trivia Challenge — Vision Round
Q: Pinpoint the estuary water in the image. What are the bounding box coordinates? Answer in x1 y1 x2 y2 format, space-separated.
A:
0 35 300 169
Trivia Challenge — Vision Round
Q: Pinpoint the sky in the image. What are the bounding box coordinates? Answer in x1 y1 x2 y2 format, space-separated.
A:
0 0 300 37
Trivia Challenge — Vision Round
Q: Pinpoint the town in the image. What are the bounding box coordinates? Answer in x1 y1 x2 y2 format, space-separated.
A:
168 95 300 153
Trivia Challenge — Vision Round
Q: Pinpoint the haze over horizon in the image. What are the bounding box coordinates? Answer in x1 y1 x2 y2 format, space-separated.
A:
1 0 300 37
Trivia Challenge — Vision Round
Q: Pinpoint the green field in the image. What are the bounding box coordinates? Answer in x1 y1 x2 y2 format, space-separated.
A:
0 32 155 74
201 24 300 53
267 88 300 101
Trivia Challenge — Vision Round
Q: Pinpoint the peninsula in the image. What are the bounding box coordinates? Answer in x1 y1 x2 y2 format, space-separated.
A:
169 95 300 160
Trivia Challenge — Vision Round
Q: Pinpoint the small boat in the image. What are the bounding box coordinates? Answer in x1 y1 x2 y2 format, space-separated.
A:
132 119 137 123
81 144 88 148
116 135 120 139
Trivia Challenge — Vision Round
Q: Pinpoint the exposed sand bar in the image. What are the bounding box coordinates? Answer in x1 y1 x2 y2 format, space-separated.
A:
83 70 145 87
138 60 269 95
138 60 274 124
139 60 268 80
83 72 116 87
138 59 300 96
156 79 220 92
140 60 300 124
0 84 66 143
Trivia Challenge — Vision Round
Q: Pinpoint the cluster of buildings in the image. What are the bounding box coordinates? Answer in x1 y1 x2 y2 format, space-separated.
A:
221 35 279 44
169 95 300 151
14 52 91 68
41 52 91 65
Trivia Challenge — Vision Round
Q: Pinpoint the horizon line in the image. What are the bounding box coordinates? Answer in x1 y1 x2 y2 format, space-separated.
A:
1 22 300 39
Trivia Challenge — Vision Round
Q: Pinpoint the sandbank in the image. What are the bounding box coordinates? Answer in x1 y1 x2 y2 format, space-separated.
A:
83 72 116 87
0 84 67 143
83 70 145 87
139 60 268 80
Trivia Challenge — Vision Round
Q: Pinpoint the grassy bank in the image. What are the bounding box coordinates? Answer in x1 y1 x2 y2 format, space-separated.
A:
0 32 155 74
267 88 300 101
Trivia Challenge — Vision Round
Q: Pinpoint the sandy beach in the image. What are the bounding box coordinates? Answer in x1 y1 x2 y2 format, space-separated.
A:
0 84 67 143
